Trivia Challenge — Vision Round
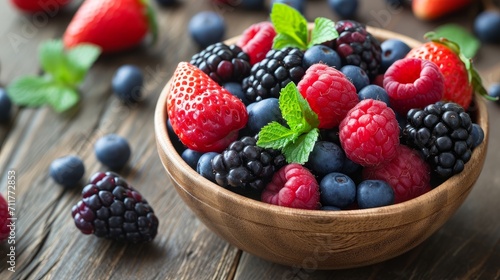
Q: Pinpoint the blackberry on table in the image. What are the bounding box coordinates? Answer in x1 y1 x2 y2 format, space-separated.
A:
71 172 159 242
328 20 382 79
242 47 305 102
212 136 286 193
404 102 474 179
190 42 251 84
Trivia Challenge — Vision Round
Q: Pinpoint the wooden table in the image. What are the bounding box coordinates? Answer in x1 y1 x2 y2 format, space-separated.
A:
0 0 499 279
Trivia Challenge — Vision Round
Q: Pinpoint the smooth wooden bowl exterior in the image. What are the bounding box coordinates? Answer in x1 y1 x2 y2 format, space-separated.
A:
154 26 489 269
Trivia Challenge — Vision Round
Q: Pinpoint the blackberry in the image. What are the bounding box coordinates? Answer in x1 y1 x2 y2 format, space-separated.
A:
212 136 286 193
190 42 251 84
328 20 382 79
242 47 305 102
404 102 474 178
71 172 159 242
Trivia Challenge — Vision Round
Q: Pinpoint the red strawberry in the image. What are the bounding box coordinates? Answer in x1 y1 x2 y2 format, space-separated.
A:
406 35 489 110
412 0 472 21
10 0 70 13
63 0 157 53
167 62 248 152
297 63 358 129
237 21 277 65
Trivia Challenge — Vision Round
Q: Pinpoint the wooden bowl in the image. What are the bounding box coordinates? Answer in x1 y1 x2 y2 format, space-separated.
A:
154 26 489 269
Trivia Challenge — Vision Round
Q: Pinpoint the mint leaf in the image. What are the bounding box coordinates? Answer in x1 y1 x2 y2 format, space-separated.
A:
273 33 307 50
257 122 298 149
279 82 318 132
282 128 319 164
45 84 80 112
433 24 480 58
66 44 101 85
271 3 308 50
7 76 52 106
308 17 338 48
39 40 66 79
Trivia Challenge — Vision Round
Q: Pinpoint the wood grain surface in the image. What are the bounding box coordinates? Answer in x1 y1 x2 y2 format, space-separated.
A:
0 0 499 279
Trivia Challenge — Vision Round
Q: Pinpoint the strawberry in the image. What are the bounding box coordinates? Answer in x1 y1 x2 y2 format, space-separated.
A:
412 0 473 21
10 0 70 13
167 62 248 153
63 0 158 54
406 34 489 110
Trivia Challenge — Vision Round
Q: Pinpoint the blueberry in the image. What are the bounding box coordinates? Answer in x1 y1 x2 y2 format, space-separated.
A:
112 65 144 103
471 123 484 149
270 0 305 15
188 11 225 49
245 98 283 136
306 141 345 177
181 149 204 170
223 82 250 106
320 172 356 208
380 39 411 72
49 155 85 188
155 0 178 7
328 0 358 19
474 11 500 44
321 205 341 211
303 45 342 69
241 0 265 9
489 83 500 102
358 85 390 106
356 180 394 209
95 134 131 170
0 88 12 122
340 65 369 92
384 0 410 8
197 152 219 183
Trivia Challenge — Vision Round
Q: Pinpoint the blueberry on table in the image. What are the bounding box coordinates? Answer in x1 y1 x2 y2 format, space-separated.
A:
356 180 394 209
328 0 358 19
155 0 178 7
320 172 356 208
489 83 500 102
112 65 144 104
49 155 85 188
0 88 12 122
340 65 369 92
94 134 131 170
188 11 226 49
303 45 342 69
380 39 411 72
474 11 500 44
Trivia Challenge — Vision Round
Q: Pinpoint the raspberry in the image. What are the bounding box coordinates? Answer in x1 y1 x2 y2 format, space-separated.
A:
404 101 474 178
242 47 305 102
71 172 159 242
237 21 277 65
212 136 286 193
363 145 432 204
384 58 444 115
339 99 400 167
190 42 251 84
261 163 320 210
297 63 358 129
329 20 382 79
0 195 10 242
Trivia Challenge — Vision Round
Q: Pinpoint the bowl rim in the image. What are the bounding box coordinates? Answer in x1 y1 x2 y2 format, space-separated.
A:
154 26 489 228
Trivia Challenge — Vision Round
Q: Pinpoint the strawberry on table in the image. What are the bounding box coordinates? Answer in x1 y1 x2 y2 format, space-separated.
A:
63 0 158 54
167 62 248 153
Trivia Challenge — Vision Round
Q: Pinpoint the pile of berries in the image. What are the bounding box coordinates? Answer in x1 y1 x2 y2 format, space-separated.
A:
166 5 486 211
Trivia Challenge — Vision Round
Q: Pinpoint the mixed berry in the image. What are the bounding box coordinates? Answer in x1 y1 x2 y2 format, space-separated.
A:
165 4 487 211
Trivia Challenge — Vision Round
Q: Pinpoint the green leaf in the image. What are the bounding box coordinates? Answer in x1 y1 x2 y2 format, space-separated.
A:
257 122 298 149
308 17 338 48
45 84 80 112
66 43 101 85
6 76 52 106
273 33 307 50
433 24 480 58
270 3 308 50
282 128 319 164
278 82 318 132
39 40 66 78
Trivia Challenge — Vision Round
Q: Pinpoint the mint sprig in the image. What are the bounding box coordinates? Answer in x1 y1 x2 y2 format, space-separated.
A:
257 82 319 164
270 3 338 50
7 39 101 113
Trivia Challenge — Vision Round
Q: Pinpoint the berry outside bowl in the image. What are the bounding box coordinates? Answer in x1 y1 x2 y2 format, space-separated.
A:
154 26 489 269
